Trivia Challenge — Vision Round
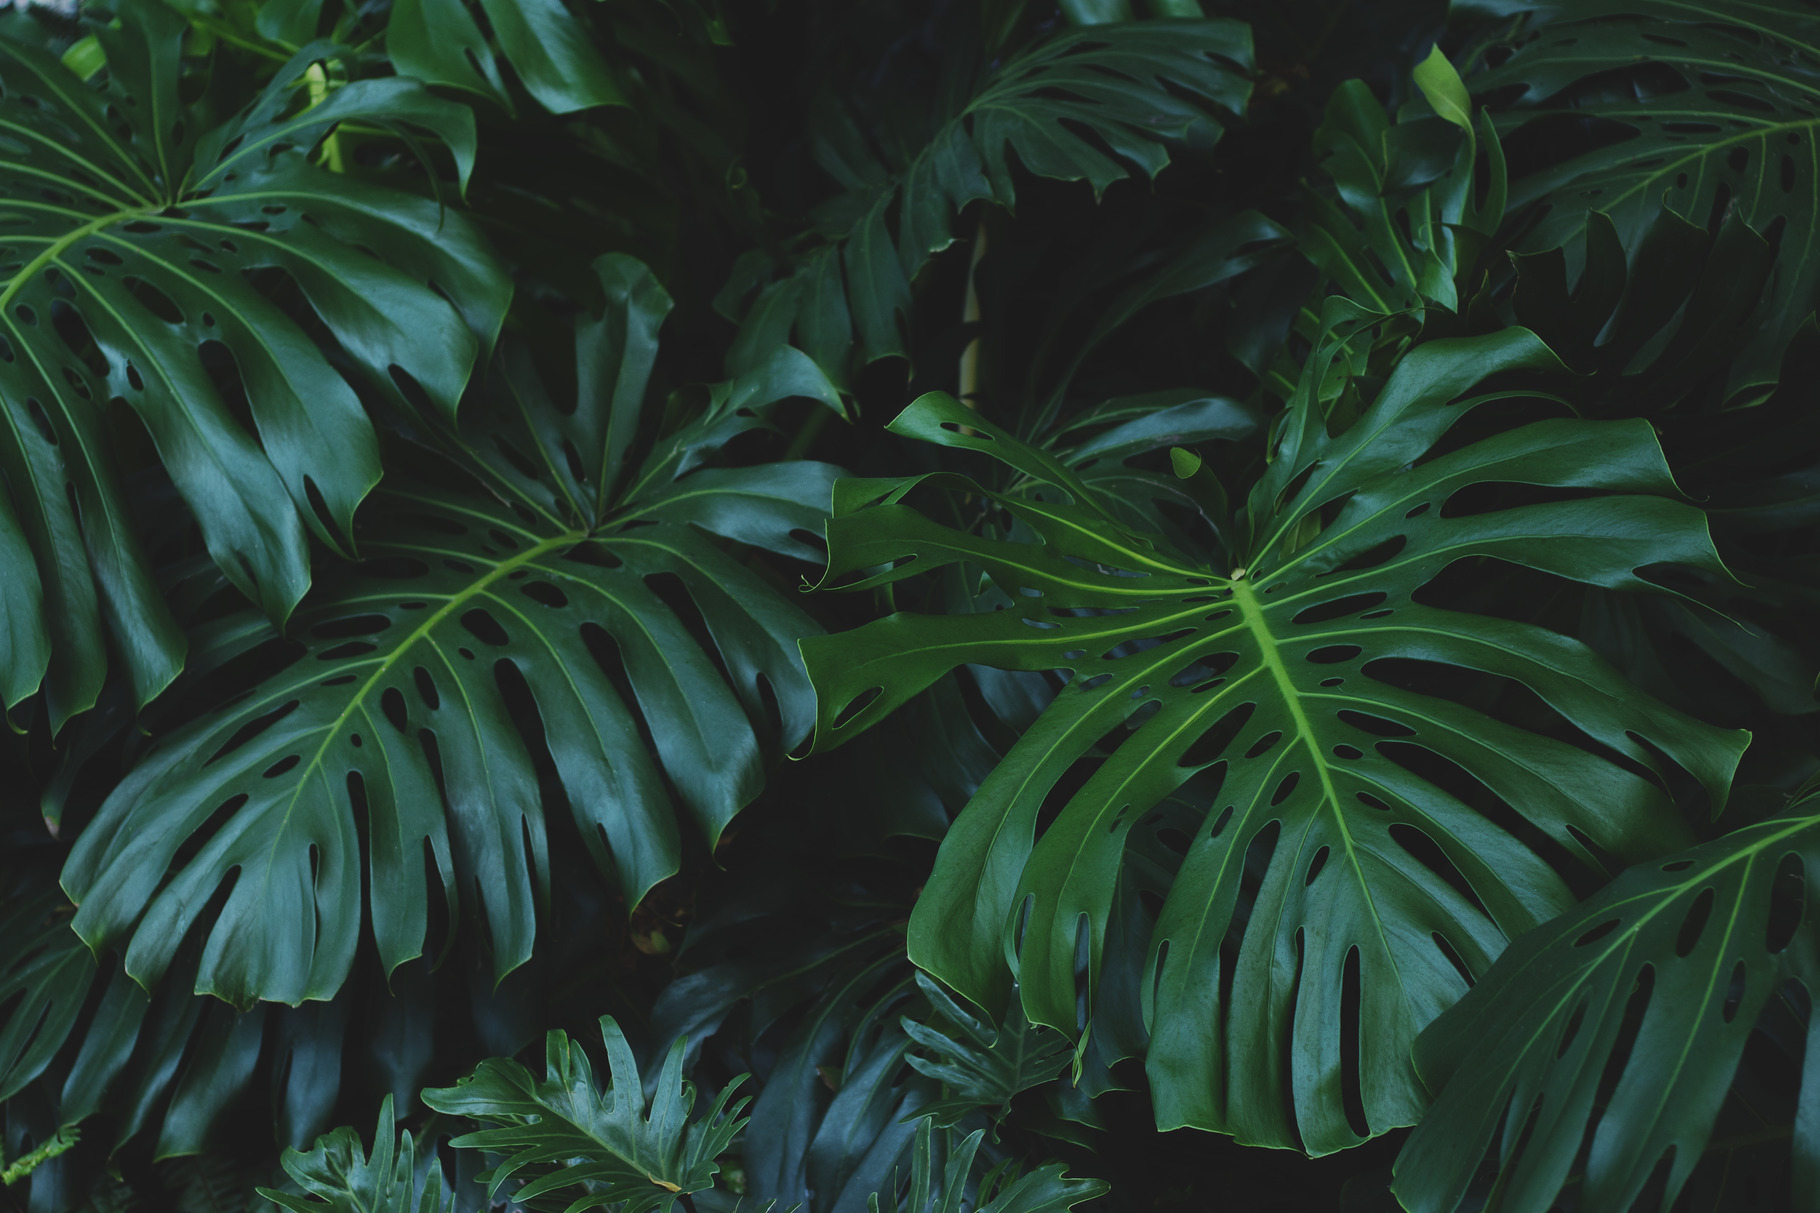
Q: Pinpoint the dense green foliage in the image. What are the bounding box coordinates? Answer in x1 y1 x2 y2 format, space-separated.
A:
0 0 1816 1210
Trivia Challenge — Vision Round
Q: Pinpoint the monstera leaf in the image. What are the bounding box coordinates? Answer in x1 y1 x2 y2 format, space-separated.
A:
1394 782 1820 1213
423 1017 747 1213
1459 0 1820 390
60 256 843 1007
387 0 623 116
261 1095 453 1213
720 19 1251 386
0 4 509 725
0 889 92 1105
800 313 1748 1153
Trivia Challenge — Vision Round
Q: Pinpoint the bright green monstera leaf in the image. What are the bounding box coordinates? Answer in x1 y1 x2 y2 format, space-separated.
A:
387 0 624 116
1394 782 1820 1213
1459 0 1820 390
720 19 1252 387
0 3 508 726
60 256 843 1007
800 313 1748 1153
424 1017 747 1213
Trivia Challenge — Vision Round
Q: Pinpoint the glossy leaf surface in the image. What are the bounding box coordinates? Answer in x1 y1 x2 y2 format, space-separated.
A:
802 322 1746 1152
1396 785 1820 1213
61 257 841 1006
1462 0 1820 389
423 1017 746 1213
0 6 508 724
260 1095 453 1213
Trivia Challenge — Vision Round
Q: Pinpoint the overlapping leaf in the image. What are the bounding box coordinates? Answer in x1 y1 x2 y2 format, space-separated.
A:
1300 51 1504 317
1459 0 1820 390
387 0 624 116
801 316 1747 1153
60 256 843 1007
720 19 1251 386
1395 783 1820 1213
0 4 509 724
423 1017 746 1213
0 889 93 1106
902 974 1070 1129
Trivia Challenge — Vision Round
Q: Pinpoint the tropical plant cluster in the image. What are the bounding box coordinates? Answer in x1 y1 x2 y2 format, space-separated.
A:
0 0 1817 1210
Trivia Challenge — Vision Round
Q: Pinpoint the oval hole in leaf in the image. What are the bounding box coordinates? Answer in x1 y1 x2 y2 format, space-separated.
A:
1245 731 1283 759
1556 996 1588 1058
1575 919 1623 947
123 276 183 325
381 687 409 734
1293 593 1388 625
834 686 883 728
205 699 300 765
1390 823 1489 918
1341 945 1368 1138
1307 644 1362 665
413 667 439 711
1433 931 1473 988
1338 709 1414 738
312 613 392 640
263 755 300 779
521 580 568 608
1270 772 1300 806
460 609 509 647
1305 845 1330 887
1180 704 1256 768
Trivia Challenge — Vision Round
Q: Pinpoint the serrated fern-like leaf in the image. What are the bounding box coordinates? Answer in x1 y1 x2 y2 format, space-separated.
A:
901 974 1069 1128
260 1095 451 1213
424 1016 747 1213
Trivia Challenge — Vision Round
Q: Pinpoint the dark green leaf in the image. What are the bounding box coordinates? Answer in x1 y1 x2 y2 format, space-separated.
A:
726 20 1251 385
1394 785 1820 1213
802 319 1746 1152
423 1017 746 1213
60 258 838 1006
1462 0 1820 390
0 8 508 724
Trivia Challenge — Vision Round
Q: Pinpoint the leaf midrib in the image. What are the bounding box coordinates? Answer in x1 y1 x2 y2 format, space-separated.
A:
1230 576 1398 982
250 523 583 909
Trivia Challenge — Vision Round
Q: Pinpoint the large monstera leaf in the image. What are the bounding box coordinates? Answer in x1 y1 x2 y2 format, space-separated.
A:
1459 0 1820 390
0 4 508 725
721 19 1251 387
800 317 1748 1153
61 256 843 1007
1395 783 1820 1213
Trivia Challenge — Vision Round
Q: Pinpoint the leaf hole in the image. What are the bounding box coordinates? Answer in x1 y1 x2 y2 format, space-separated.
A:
1270 772 1300 806
1304 845 1330 886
